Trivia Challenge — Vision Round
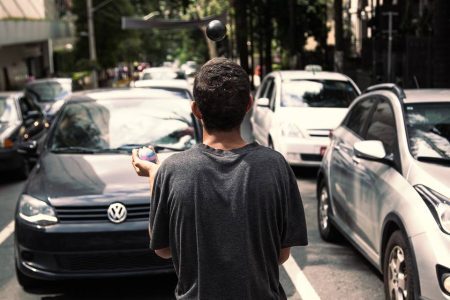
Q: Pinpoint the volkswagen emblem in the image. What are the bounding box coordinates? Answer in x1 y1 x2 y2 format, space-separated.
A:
107 203 127 224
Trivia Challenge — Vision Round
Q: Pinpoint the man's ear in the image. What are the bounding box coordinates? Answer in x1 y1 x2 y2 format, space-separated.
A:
191 101 203 120
246 94 254 112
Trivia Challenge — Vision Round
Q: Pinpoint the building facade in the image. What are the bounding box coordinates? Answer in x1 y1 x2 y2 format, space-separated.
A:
0 0 75 90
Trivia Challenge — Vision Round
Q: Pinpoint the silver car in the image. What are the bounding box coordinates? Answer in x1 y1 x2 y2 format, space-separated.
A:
317 84 450 300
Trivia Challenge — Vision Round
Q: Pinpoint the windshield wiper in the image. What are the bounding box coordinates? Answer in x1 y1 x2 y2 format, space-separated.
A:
51 147 101 154
111 143 187 153
417 156 450 166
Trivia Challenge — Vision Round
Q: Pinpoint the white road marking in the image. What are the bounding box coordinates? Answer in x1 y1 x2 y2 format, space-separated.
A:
0 221 14 246
283 255 321 300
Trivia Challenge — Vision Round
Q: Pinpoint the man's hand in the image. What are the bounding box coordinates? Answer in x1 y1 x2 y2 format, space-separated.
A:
131 148 161 192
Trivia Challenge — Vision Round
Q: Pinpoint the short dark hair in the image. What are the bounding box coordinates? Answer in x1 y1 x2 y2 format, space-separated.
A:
193 57 250 131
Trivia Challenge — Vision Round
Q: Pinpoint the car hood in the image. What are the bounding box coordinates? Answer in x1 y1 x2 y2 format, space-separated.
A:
408 160 450 198
26 151 174 203
277 107 347 129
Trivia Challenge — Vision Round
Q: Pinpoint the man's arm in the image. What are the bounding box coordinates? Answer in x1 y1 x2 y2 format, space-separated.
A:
155 247 172 259
279 247 291 265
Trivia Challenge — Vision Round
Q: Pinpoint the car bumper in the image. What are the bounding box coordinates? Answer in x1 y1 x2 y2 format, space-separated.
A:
411 231 450 299
0 148 24 172
278 137 329 167
15 218 174 280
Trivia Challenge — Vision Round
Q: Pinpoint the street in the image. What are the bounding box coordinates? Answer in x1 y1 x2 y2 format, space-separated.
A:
0 167 384 300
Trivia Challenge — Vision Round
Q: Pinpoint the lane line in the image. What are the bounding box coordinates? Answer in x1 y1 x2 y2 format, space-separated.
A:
0 221 14 246
283 255 321 300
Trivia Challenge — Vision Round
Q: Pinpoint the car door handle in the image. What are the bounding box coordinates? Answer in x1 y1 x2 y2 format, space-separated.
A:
352 156 361 165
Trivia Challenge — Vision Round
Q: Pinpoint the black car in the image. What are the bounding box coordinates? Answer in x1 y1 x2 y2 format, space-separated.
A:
25 78 72 121
15 89 201 289
0 92 48 179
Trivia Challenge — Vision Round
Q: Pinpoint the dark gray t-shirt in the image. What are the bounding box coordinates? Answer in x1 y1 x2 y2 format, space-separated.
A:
150 142 308 300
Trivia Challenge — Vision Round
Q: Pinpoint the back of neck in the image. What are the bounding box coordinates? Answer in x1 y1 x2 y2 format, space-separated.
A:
202 128 247 150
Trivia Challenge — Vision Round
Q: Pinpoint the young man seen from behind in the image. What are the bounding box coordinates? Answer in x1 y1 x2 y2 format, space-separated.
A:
132 57 308 299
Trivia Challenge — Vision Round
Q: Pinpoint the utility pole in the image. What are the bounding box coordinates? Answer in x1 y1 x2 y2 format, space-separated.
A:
382 11 397 82
87 0 97 88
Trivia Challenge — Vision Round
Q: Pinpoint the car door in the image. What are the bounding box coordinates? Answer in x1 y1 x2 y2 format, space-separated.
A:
252 76 276 146
330 97 377 230
351 97 403 255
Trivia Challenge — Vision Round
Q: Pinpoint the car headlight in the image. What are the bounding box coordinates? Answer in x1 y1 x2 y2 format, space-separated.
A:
415 185 450 234
18 195 58 226
281 123 305 138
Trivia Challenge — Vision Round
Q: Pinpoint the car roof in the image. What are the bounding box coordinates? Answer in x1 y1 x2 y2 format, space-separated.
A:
275 70 352 82
68 88 189 102
133 79 190 89
26 78 72 85
403 89 450 104
0 91 23 98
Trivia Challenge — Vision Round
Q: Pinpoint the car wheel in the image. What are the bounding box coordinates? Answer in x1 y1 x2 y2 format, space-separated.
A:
15 159 30 180
317 180 339 242
383 230 417 300
15 265 41 290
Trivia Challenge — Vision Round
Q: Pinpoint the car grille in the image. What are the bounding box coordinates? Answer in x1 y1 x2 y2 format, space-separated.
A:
55 250 171 272
300 154 323 162
54 203 149 223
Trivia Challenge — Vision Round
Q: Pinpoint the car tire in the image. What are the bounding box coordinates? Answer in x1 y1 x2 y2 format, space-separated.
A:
383 230 417 300
15 265 42 291
317 180 339 242
15 159 30 180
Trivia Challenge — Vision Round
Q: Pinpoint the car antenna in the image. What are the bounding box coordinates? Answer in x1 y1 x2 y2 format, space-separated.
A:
413 75 420 89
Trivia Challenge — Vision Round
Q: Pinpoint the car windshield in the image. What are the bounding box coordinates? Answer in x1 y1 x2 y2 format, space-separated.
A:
281 80 358 108
49 99 196 152
405 103 450 163
27 81 72 102
0 97 19 123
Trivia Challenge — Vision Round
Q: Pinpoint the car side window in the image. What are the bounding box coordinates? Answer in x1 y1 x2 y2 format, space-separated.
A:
365 99 398 156
343 98 377 137
256 78 270 99
263 78 276 110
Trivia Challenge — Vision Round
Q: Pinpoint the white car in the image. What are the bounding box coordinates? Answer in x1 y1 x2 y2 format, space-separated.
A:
132 79 193 100
251 70 360 166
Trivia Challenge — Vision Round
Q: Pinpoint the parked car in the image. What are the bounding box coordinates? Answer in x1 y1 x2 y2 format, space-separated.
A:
251 70 360 166
25 78 72 121
317 84 450 300
139 67 186 81
0 92 48 179
132 79 193 100
15 88 201 289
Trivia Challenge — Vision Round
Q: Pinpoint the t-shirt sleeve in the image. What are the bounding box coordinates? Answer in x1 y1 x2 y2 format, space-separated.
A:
149 166 170 250
281 162 308 248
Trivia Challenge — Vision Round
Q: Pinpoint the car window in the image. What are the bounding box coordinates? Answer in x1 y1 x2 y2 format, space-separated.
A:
343 98 377 137
27 81 71 102
50 99 196 151
405 102 450 162
365 99 397 155
256 78 270 99
0 97 19 123
281 80 358 108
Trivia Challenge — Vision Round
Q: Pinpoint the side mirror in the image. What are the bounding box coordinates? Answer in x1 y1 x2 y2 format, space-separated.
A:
17 140 38 155
256 97 270 107
353 140 386 161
